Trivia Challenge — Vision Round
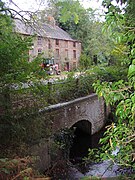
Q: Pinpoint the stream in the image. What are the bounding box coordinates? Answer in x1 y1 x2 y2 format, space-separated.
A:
51 124 134 179
68 124 121 179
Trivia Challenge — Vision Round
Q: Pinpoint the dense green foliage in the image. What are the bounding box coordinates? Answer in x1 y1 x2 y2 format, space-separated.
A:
92 0 135 169
0 1 49 156
53 128 75 159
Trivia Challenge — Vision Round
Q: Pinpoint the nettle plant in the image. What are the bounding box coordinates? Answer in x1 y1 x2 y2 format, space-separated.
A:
93 0 135 168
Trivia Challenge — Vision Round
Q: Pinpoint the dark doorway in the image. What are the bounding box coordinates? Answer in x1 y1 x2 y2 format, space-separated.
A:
66 62 69 71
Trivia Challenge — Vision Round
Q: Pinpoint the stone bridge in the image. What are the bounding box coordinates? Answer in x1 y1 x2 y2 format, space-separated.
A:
40 93 109 135
34 93 110 171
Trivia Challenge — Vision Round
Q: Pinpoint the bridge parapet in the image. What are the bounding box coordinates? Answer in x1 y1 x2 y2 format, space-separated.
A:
40 93 108 135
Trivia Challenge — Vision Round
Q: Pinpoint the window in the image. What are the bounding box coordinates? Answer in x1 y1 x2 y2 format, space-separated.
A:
56 39 59 46
65 40 68 48
55 49 59 58
48 39 51 49
65 49 68 58
38 48 42 55
73 50 76 59
37 37 42 45
73 42 76 47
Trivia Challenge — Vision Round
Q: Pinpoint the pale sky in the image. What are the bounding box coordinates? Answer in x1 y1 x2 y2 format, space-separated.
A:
3 0 105 21
4 0 103 12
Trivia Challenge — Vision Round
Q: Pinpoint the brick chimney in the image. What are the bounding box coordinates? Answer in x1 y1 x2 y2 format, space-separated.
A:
47 16 56 27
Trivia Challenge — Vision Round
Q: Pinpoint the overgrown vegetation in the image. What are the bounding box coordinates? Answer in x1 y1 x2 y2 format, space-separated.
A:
0 0 135 178
82 0 135 173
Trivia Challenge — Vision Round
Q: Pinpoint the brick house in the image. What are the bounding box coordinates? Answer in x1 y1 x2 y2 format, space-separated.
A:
15 19 81 71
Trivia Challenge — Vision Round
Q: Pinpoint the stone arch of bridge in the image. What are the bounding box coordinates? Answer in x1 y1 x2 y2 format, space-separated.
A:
70 119 92 135
69 119 92 160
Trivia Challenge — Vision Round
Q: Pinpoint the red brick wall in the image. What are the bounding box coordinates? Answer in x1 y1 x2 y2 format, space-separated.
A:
29 37 81 71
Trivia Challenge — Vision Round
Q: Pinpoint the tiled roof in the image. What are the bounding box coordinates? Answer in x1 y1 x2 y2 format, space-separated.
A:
14 19 74 41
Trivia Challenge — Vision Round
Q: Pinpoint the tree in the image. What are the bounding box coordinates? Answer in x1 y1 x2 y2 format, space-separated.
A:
0 2 31 109
93 0 135 168
79 53 92 70
0 1 49 155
